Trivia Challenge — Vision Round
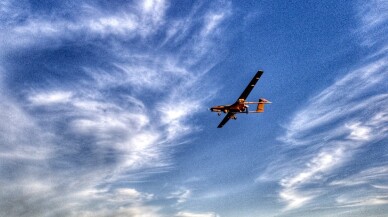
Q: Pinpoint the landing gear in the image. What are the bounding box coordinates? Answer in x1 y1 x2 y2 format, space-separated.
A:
230 115 237 120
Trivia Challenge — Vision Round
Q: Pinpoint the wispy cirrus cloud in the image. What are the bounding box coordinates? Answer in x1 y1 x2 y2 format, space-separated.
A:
330 166 388 208
168 188 192 204
355 0 388 47
175 211 220 217
331 166 388 187
0 0 169 49
0 0 231 216
276 47 387 212
258 0 388 212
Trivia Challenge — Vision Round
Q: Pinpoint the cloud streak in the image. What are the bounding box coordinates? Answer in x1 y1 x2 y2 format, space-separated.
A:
258 0 388 212
175 211 220 217
0 1 231 216
277 45 387 211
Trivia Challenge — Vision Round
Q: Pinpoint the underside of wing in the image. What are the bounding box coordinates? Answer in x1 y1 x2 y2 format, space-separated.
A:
237 70 263 101
217 112 234 128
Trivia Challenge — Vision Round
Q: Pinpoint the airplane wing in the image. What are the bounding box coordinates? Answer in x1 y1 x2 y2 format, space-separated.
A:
217 112 234 128
237 70 264 101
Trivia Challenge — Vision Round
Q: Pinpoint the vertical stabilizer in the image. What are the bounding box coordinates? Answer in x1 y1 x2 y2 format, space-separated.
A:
256 98 270 112
256 103 265 112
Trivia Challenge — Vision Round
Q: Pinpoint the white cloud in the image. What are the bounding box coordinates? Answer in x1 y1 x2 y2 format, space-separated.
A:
87 14 138 35
110 188 154 202
0 1 232 217
175 211 220 217
75 205 163 217
0 76 54 161
346 122 372 140
201 12 225 36
139 0 167 26
330 166 388 187
0 0 169 49
29 91 73 105
356 0 388 47
278 147 346 210
280 149 342 189
274 67 387 209
168 188 192 204
280 58 387 147
259 1 388 210
336 195 388 207
279 189 314 210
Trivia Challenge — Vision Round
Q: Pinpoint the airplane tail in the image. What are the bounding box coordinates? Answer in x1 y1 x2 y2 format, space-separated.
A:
256 98 271 113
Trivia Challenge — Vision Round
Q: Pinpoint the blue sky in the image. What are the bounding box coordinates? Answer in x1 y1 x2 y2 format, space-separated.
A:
0 0 387 217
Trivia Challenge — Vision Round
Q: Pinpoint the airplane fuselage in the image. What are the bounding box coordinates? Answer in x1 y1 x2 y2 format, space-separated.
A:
210 99 248 113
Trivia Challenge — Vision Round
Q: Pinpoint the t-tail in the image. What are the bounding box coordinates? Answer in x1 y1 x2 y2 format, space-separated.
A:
244 98 271 113
256 98 271 112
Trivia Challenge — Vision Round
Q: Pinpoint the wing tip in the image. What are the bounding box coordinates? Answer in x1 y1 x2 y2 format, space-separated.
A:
254 70 264 80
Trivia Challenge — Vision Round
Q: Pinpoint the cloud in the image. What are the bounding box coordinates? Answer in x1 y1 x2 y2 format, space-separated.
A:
258 0 388 211
355 0 388 47
330 165 388 189
336 194 388 208
168 188 192 204
175 211 220 217
273 57 387 211
0 1 232 216
0 73 55 162
201 9 228 37
28 91 73 105
0 0 169 50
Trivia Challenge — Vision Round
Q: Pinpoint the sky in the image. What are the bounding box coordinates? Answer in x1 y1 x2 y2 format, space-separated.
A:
0 0 387 217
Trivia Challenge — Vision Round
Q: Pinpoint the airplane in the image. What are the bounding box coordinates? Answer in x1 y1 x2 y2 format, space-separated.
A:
210 70 271 128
